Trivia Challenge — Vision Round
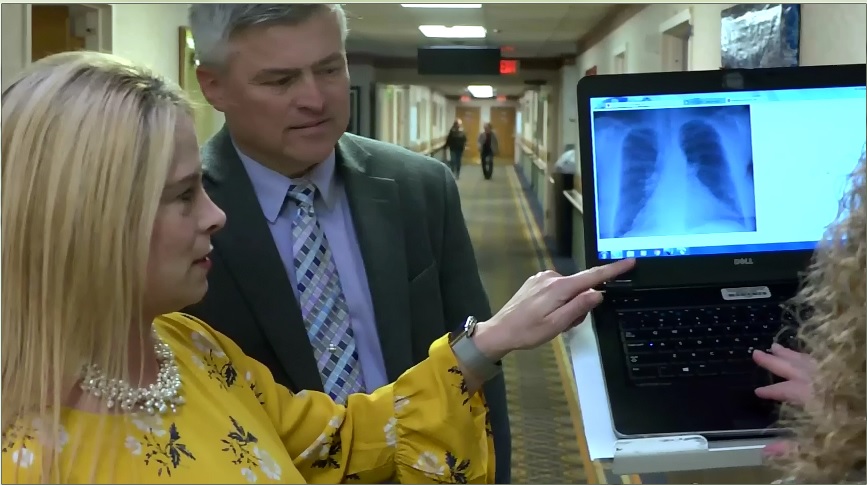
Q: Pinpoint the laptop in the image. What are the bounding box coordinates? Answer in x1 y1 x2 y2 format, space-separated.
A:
576 64 867 438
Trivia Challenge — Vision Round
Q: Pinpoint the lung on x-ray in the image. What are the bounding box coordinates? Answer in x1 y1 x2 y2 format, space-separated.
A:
593 105 758 239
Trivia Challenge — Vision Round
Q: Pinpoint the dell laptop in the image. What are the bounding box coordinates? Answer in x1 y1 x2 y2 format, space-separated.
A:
576 64 866 438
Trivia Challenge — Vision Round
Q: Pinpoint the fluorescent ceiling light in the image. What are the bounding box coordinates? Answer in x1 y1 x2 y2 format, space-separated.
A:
467 85 494 98
418 25 486 38
402 3 482 8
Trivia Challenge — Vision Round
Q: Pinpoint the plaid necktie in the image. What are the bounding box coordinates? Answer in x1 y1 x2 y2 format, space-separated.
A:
287 182 365 403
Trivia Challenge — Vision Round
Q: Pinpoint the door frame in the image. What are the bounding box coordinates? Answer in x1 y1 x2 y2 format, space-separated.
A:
659 8 693 72
24 3 112 64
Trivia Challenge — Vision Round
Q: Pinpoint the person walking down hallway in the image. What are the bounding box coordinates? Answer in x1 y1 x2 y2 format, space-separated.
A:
478 123 499 180
446 118 467 179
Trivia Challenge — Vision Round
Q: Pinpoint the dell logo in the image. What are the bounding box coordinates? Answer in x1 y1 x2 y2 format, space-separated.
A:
733 258 754 265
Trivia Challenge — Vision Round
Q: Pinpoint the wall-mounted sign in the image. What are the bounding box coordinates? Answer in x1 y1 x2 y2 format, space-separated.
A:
499 59 519 75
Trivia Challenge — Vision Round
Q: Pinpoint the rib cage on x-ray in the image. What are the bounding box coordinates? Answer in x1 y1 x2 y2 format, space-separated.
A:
593 105 758 239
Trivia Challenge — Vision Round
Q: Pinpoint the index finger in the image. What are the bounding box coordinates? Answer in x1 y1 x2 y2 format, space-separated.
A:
564 259 636 293
753 348 808 382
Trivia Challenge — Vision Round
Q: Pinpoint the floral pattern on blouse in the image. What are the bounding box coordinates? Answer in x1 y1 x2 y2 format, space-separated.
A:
1 313 496 484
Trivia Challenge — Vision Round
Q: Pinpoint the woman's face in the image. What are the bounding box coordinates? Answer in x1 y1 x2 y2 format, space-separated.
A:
144 114 226 317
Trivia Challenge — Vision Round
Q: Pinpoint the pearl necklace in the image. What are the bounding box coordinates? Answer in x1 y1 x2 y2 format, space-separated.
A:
79 327 185 415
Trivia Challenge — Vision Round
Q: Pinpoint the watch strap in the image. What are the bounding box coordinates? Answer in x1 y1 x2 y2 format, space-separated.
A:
449 317 502 382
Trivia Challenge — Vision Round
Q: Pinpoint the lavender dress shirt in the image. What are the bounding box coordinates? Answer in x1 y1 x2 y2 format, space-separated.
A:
235 146 389 392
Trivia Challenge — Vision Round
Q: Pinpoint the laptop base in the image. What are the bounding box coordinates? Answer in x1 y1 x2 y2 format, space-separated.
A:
594 281 797 438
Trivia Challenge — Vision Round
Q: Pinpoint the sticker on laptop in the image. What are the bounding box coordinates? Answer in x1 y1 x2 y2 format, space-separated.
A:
721 286 772 301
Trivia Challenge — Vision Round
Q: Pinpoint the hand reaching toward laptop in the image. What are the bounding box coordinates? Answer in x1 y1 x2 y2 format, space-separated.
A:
752 343 817 457
473 258 636 362
753 343 816 405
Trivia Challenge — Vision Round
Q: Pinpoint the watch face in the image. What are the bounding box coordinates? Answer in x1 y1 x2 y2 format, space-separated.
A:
464 316 478 336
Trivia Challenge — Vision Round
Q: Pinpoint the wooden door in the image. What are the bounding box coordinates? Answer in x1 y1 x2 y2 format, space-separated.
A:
31 5 85 62
490 106 516 161
455 106 481 161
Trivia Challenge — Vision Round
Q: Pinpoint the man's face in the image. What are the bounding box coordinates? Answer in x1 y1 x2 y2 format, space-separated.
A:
198 10 349 173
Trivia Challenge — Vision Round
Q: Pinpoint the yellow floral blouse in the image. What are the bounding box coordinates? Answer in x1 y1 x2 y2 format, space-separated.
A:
1 313 495 483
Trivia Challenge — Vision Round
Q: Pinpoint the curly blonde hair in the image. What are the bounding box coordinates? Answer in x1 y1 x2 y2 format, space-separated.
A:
773 151 866 483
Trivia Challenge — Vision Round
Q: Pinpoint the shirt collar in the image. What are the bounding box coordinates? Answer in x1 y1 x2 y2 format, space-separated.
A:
233 142 338 223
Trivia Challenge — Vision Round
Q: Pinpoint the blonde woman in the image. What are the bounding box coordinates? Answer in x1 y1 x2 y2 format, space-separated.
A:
0 51 635 484
753 152 866 483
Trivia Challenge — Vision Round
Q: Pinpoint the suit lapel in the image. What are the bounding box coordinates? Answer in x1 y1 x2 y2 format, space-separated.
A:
202 127 324 392
337 136 415 380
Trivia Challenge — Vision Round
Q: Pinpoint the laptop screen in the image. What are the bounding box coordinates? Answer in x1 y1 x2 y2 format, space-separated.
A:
589 85 866 261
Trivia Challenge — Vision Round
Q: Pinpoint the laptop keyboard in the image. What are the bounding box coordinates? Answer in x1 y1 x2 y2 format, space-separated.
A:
617 303 797 384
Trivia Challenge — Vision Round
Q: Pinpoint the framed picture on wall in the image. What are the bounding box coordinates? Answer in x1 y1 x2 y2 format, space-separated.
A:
348 86 361 135
178 27 195 90
720 4 801 69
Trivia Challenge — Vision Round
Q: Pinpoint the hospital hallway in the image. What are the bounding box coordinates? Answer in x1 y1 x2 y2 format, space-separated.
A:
455 161 589 483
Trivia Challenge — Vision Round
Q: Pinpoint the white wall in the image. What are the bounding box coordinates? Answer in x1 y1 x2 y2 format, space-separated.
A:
1 4 28 90
112 3 189 84
110 3 226 136
557 3 867 150
799 4 867 66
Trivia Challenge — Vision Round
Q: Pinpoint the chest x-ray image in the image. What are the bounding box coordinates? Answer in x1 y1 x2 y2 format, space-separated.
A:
593 105 758 239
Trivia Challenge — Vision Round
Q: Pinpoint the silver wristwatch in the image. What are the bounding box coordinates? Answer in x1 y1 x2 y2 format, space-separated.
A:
449 316 502 382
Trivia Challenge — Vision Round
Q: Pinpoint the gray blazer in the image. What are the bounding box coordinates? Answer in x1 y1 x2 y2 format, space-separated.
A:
184 127 512 483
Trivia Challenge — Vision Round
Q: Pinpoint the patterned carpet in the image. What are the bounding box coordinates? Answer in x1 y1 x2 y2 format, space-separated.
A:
455 164 588 484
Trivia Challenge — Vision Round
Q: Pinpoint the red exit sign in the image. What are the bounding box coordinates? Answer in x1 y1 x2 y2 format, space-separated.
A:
499 59 519 75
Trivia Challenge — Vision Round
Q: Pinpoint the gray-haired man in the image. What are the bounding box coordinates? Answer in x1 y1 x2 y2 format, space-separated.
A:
182 4 512 483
